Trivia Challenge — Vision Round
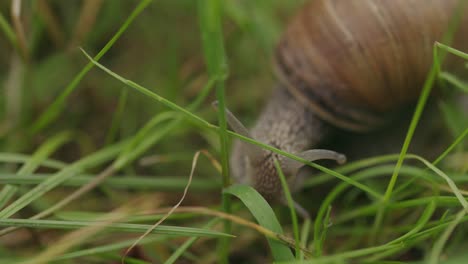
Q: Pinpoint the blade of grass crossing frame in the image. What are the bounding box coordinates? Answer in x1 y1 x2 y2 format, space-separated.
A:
299 219 311 261
0 174 219 191
224 184 294 261
198 0 231 262
113 77 216 170
81 50 382 200
0 153 67 170
0 218 232 238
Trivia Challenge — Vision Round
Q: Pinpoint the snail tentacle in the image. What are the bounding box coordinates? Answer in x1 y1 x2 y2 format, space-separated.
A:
283 149 346 176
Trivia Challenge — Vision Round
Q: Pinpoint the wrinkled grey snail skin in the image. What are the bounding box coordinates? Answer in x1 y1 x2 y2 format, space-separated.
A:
220 87 346 218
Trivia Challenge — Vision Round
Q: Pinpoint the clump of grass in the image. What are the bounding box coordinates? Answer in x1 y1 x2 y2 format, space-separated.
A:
0 0 467 263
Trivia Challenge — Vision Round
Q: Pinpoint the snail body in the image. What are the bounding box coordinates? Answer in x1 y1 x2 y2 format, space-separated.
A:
226 0 468 209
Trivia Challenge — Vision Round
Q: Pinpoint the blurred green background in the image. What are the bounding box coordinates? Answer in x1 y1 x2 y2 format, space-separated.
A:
0 0 303 153
0 1 467 263
0 1 306 261
0 0 309 185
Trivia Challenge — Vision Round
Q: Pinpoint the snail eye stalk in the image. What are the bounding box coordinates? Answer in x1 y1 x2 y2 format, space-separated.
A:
283 149 346 176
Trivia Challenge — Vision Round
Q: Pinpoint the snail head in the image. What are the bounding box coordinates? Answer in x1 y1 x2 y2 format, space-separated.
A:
212 101 346 202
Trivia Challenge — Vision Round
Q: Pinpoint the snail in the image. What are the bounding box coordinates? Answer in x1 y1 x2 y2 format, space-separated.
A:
218 0 468 217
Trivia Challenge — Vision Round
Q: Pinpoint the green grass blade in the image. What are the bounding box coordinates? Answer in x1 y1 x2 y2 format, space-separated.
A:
0 140 127 220
112 111 177 169
299 219 311 261
277 244 402 264
439 102 468 140
164 219 219 264
432 128 468 165
303 154 401 188
274 159 300 259
224 184 294 261
408 155 468 210
0 218 232 238
113 77 216 170
55 211 199 223
80 49 213 128
435 42 468 61
388 200 437 245
198 0 231 261
53 236 167 261
0 153 67 169
314 206 332 257
428 209 466 264
439 72 468 92
0 174 220 191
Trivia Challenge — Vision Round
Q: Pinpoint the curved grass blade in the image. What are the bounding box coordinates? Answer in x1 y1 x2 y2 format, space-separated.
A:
224 184 294 261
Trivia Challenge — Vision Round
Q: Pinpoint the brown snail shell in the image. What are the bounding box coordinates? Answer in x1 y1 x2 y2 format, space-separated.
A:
275 0 468 131
223 0 468 215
